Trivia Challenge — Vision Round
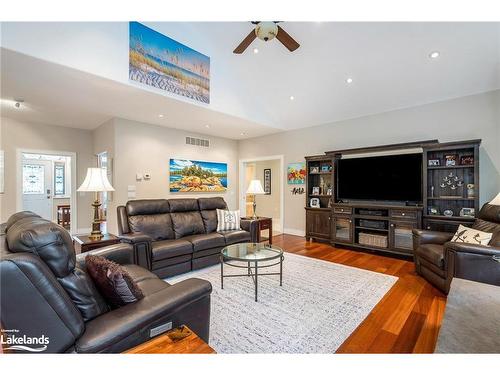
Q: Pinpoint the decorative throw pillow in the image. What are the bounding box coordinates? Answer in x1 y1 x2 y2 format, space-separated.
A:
216 208 240 231
451 224 493 246
85 255 144 308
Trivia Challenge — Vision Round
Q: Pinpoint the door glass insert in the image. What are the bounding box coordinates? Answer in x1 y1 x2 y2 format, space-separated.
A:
394 226 413 250
23 164 45 194
54 163 65 196
335 218 351 241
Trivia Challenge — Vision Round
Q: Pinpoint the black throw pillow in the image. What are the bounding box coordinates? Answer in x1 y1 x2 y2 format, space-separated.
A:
86 255 144 308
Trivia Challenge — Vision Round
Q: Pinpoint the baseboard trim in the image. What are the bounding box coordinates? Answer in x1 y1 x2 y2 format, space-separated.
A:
283 228 305 237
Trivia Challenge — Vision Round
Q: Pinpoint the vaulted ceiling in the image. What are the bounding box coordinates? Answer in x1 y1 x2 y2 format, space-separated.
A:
1 22 499 139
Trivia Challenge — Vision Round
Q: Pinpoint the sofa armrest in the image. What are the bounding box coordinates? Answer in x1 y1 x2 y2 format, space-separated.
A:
445 241 500 257
445 242 500 289
118 233 152 269
75 278 212 353
241 219 259 242
76 243 135 268
412 229 454 247
118 233 152 244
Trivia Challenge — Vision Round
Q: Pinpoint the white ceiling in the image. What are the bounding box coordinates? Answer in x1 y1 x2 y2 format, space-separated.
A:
1 22 499 139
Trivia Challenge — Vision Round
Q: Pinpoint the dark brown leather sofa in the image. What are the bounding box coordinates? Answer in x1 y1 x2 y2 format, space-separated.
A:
413 203 500 293
117 197 258 278
0 211 212 353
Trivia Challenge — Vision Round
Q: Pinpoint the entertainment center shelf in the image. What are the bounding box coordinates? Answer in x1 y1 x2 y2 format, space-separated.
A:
304 139 481 257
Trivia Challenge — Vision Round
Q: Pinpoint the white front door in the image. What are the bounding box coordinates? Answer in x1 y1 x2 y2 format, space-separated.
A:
22 159 53 220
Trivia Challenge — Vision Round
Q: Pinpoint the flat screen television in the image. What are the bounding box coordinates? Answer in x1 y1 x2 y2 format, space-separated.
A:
336 153 422 203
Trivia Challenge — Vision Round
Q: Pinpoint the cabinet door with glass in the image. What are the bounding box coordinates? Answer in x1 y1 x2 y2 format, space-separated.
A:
332 216 353 244
390 220 417 254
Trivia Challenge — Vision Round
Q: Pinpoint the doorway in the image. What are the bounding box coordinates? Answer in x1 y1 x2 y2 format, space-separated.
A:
17 150 77 233
239 155 284 236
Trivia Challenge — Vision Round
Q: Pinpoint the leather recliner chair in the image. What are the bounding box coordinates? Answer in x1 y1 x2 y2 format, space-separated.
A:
0 211 212 353
117 197 258 278
413 203 500 294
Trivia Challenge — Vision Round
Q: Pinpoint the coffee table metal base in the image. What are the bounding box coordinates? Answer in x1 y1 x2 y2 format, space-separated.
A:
220 254 284 302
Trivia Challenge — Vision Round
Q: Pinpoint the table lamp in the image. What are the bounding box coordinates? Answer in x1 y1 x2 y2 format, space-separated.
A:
246 179 265 219
78 167 115 240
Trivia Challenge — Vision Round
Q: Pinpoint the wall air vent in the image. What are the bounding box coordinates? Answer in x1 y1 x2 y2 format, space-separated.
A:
186 137 210 148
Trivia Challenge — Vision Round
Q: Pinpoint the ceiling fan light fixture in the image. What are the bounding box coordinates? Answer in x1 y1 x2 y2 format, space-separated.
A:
255 22 278 42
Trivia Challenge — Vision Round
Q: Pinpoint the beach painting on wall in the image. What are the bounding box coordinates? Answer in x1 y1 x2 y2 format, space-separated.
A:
287 162 306 184
129 22 210 103
169 159 227 192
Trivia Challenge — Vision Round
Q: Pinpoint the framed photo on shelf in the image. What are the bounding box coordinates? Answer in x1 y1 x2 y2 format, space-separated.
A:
310 166 320 174
460 155 474 165
444 154 458 166
312 186 320 195
320 164 330 172
428 159 440 167
326 188 333 196
263 168 271 195
310 198 320 208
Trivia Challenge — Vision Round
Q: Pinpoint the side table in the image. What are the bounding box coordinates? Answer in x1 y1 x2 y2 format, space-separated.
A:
242 216 273 244
73 233 121 254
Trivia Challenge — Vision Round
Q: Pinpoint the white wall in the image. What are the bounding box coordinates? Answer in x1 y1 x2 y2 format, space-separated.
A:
102 118 239 234
252 160 281 231
0 117 94 230
238 90 500 235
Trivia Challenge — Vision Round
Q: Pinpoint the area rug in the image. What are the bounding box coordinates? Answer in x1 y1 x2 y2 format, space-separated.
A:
166 252 397 353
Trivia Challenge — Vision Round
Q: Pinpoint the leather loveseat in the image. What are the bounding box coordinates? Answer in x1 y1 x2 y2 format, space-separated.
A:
413 203 500 294
117 197 258 278
0 212 212 353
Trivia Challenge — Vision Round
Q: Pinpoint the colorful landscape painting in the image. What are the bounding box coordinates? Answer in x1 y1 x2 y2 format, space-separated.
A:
170 159 227 192
129 22 210 103
287 162 306 184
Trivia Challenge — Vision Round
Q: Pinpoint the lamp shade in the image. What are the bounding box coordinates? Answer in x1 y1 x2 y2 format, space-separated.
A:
490 192 500 205
246 179 265 195
77 168 115 192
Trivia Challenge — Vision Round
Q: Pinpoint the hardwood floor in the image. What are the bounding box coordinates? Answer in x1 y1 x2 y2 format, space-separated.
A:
272 234 446 353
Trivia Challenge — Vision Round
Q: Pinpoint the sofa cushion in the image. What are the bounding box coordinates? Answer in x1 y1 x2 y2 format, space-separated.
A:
168 199 199 212
219 230 251 245
415 243 445 268
152 239 193 261
198 198 228 233
170 212 205 239
184 233 226 252
216 209 240 231
86 255 144 308
121 264 159 284
128 213 174 241
200 209 218 233
451 224 493 246
126 199 170 216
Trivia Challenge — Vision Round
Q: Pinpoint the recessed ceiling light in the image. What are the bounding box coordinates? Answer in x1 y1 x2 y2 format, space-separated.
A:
289 96 295 101
205 124 210 128
253 48 259 54
346 78 353 84
429 51 440 59
158 114 164 118
240 132 246 136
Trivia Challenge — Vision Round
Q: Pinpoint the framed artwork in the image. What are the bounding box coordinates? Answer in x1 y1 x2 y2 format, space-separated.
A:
287 162 306 184
310 166 320 173
263 169 271 195
169 159 227 192
312 187 320 195
129 22 210 104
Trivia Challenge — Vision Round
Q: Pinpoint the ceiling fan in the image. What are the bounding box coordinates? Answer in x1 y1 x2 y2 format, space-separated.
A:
233 21 300 54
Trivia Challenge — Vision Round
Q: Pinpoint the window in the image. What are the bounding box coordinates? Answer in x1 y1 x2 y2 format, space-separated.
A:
23 164 45 194
54 163 65 196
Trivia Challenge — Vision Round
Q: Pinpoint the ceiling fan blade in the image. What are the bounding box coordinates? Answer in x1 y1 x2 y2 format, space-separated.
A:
233 30 257 54
276 25 300 52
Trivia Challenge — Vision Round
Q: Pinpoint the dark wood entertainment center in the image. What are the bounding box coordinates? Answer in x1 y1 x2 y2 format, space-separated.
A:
305 139 481 257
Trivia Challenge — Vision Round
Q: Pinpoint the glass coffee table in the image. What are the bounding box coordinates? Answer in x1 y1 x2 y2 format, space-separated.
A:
220 243 284 302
